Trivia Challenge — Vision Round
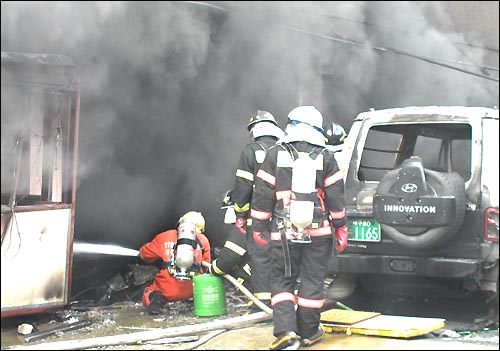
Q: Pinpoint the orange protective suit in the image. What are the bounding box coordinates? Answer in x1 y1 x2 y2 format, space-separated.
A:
139 229 211 307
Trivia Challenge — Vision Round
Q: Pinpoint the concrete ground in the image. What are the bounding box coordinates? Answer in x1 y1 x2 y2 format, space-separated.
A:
2 303 498 350
198 323 499 350
2 281 498 350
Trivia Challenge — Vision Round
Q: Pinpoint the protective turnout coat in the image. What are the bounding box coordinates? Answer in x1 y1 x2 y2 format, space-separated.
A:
232 135 280 221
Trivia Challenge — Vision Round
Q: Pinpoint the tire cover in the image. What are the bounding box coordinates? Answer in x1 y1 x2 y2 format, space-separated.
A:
375 159 466 250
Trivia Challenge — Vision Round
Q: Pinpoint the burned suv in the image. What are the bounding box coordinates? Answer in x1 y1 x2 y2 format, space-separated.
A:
328 106 499 311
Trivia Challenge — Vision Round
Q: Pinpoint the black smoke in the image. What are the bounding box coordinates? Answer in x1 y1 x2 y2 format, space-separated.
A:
1 1 498 292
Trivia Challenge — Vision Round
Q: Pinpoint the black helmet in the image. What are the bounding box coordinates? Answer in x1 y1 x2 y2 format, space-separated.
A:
323 122 347 146
247 110 278 131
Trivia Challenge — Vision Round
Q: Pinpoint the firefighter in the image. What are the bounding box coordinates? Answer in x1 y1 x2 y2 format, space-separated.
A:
250 106 348 350
209 189 253 290
139 211 211 315
209 110 284 310
323 121 347 153
323 121 348 177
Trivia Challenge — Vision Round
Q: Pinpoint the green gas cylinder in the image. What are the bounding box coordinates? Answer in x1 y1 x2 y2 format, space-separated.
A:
192 274 227 317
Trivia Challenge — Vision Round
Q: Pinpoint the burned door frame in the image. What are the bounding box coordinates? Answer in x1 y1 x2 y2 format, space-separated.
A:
1 51 81 317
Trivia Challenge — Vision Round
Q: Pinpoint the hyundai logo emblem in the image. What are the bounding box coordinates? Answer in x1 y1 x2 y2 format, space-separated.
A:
401 183 418 193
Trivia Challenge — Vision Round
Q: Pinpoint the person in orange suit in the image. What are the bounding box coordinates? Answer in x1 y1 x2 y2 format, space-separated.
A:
139 211 211 315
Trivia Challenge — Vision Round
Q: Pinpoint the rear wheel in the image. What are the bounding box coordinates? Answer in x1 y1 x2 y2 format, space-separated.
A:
326 274 357 300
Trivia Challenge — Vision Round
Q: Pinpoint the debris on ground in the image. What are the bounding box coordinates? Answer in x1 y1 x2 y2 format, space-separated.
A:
1 278 257 350
17 324 33 336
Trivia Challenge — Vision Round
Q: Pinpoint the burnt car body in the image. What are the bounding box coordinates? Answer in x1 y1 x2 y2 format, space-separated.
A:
327 106 499 312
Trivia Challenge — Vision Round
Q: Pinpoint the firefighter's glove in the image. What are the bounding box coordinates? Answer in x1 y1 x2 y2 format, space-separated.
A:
335 225 349 252
235 217 247 235
253 231 268 246
208 261 224 277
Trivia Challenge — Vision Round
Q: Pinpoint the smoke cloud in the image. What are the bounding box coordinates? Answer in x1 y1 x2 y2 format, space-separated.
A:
2 1 498 255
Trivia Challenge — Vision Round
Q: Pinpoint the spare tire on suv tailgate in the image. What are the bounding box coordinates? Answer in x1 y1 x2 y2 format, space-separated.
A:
373 156 466 250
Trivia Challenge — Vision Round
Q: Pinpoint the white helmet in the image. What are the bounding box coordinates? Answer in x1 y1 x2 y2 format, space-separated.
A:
287 105 324 132
177 211 205 233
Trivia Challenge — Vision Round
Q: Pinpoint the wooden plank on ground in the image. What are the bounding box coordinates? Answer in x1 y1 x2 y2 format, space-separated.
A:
320 308 381 325
323 314 446 339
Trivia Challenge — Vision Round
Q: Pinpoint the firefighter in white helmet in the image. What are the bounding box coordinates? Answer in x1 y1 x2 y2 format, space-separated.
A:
138 211 211 315
251 105 348 350
210 110 284 311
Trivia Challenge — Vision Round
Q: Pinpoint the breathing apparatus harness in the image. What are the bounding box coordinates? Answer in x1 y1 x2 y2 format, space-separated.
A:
165 239 203 280
160 222 205 280
275 142 327 277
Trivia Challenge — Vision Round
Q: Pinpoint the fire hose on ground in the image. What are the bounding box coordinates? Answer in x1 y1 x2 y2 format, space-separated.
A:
201 261 353 313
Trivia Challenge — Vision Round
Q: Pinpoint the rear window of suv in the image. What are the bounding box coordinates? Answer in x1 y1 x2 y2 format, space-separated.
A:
358 123 471 182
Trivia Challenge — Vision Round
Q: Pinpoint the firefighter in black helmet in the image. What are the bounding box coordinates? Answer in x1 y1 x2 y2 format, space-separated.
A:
323 121 348 177
323 121 347 152
210 110 284 311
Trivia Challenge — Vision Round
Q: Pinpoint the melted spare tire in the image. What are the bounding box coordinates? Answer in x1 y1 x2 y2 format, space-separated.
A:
373 156 466 250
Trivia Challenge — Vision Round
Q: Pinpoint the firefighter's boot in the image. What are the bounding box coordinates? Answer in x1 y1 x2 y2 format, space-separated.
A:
269 331 301 350
301 325 325 347
148 290 164 315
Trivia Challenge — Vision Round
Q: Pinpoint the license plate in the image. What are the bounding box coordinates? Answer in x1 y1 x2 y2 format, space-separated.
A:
348 219 381 242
